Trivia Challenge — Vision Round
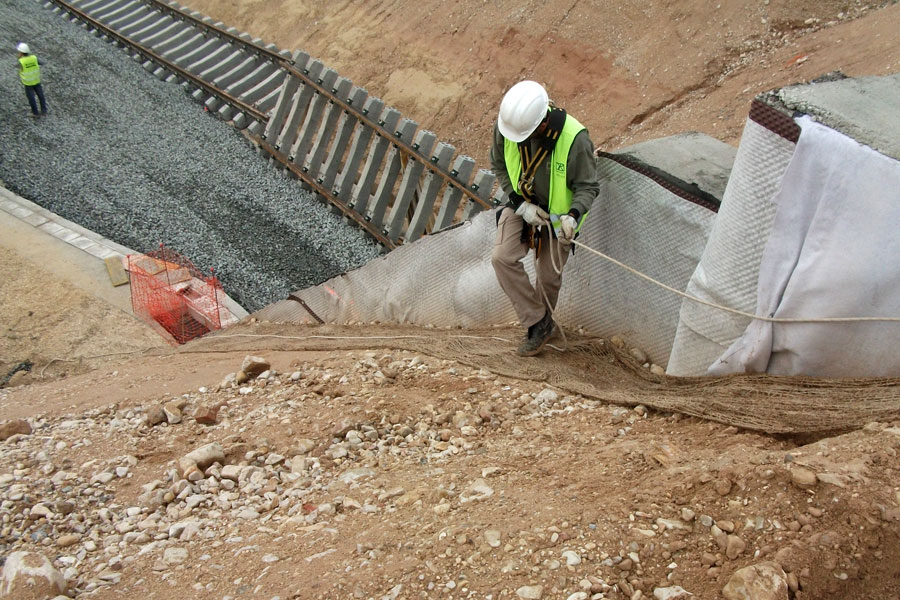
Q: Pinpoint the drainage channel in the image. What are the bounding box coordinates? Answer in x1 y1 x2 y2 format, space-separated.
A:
49 0 502 250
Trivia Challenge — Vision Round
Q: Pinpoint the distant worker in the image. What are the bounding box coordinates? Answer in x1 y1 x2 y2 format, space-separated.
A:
490 80 600 356
16 42 48 117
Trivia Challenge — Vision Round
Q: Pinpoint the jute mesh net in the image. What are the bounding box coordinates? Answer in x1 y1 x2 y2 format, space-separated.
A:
189 323 900 435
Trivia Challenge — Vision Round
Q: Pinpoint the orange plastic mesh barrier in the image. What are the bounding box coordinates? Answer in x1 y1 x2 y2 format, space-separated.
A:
128 246 224 344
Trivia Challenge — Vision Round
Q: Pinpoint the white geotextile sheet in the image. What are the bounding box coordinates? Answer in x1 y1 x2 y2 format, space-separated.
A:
709 116 900 377
556 158 715 367
667 119 795 375
260 211 517 328
256 158 716 367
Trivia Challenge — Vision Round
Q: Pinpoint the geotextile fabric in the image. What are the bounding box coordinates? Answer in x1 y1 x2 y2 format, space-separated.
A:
710 116 900 377
667 118 796 375
256 154 718 368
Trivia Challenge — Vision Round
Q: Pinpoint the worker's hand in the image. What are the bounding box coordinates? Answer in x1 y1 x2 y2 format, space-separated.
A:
558 214 577 244
515 201 550 226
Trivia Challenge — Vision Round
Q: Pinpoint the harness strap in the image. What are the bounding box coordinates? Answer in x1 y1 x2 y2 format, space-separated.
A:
520 223 548 259
516 108 567 202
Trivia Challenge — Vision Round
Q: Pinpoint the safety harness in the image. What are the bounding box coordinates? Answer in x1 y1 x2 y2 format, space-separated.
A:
517 108 567 257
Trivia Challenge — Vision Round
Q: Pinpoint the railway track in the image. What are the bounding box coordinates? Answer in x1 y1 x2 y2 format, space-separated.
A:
46 0 500 249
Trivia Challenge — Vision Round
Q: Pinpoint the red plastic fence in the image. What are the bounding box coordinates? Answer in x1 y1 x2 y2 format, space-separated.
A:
128 246 223 344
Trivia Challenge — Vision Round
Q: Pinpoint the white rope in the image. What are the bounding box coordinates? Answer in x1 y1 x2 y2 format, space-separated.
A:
207 332 513 343
535 224 570 350
571 239 900 324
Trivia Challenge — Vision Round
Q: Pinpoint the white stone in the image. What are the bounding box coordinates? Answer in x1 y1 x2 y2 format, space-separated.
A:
657 518 692 532
236 508 260 520
115 522 136 534
185 495 206 509
180 443 225 472
295 439 316 454
1 551 67 598
516 585 544 599
163 547 188 565
653 586 693 599
240 355 270 376
221 465 242 481
460 478 494 503
481 466 502 477
339 467 375 484
163 405 182 424
169 520 200 540
92 472 114 484
484 529 502 547
722 562 788 600
265 453 285 466
433 502 451 515
536 389 558 403
30 503 54 519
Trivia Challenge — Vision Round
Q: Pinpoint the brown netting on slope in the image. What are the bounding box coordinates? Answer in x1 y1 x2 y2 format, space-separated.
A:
188 323 900 435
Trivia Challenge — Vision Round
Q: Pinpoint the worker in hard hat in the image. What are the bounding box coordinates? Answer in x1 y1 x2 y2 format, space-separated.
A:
490 80 600 356
16 42 48 117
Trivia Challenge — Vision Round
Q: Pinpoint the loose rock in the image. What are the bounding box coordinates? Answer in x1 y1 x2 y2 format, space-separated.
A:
722 562 788 600
0 551 68 599
0 419 32 440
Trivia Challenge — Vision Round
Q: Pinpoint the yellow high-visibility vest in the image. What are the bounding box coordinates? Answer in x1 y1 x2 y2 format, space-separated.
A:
19 54 41 86
503 113 588 231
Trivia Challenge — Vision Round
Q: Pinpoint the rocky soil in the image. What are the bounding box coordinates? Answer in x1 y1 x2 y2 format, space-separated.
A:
2 324 900 599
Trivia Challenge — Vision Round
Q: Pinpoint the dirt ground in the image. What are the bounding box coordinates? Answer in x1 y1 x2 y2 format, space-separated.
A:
3 1 900 599
2 322 900 599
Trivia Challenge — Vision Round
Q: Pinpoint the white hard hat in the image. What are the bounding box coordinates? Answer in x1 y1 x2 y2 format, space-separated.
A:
497 80 549 142
16 42 30 54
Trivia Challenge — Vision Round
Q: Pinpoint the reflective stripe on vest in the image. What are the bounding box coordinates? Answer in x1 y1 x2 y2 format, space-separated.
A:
19 55 40 86
503 113 588 231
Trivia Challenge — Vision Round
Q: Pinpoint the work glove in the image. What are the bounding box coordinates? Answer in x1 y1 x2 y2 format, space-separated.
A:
558 214 577 244
515 201 550 226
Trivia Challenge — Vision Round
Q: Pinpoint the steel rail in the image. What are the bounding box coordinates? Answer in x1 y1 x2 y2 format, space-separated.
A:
254 136 396 249
48 0 494 249
142 0 494 211
48 0 399 248
274 61 494 212
143 0 287 63
48 0 268 122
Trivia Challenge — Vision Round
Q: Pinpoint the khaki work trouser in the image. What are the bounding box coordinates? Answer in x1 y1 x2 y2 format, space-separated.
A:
491 207 571 328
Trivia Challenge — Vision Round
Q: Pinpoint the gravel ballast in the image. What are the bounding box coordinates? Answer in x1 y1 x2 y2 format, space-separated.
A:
0 0 383 312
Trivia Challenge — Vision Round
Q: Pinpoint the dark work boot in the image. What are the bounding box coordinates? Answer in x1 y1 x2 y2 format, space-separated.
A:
516 311 556 357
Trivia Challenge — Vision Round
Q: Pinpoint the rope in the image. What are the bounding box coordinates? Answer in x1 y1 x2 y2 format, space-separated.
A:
570 238 900 324
37 347 160 378
532 222 570 350
204 332 513 343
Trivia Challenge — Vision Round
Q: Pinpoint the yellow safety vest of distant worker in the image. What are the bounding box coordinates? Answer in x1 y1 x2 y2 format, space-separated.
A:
18 53 41 86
